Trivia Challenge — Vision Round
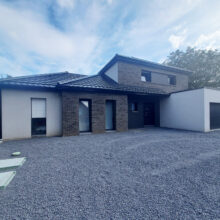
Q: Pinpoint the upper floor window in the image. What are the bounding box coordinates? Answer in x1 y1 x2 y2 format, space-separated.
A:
168 75 176 85
141 70 151 82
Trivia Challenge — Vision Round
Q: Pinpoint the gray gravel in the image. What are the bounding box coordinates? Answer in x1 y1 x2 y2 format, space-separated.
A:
0 128 220 220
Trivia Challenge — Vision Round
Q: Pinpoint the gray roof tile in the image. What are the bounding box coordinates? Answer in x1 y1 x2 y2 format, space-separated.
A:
59 74 168 95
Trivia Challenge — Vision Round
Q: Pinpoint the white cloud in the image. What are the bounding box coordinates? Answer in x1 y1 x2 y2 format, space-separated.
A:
169 29 188 49
194 31 220 50
0 2 105 76
117 0 201 57
106 0 113 5
0 0 220 77
56 0 75 9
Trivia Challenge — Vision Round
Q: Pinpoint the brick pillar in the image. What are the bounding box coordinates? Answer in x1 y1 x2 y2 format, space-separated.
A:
62 92 79 136
116 95 128 132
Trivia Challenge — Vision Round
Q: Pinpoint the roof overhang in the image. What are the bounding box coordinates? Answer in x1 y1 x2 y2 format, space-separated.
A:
57 85 169 97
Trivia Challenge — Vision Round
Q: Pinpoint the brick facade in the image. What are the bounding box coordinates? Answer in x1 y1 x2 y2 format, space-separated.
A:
117 62 189 93
62 91 128 136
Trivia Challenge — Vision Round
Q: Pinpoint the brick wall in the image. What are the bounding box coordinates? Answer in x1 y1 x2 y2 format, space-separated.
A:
117 62 189 93
62 91 128 136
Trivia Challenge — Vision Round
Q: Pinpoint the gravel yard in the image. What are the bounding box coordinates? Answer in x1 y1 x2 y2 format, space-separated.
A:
0 128 220 220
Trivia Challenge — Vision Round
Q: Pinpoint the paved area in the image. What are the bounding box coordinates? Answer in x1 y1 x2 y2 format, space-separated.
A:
0 128 220 220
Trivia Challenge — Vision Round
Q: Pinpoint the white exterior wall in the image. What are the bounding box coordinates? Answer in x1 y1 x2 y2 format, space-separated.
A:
204 88 220 132
160 88 205 132
105 63 118 82
2 89 62 140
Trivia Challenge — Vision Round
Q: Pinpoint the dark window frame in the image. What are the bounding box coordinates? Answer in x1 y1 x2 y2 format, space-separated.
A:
31 98 47 136
141 70 151 82
168 75 176 85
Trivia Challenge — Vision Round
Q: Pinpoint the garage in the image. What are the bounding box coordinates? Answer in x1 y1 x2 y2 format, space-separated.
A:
160 88 220 132
210 103 220 129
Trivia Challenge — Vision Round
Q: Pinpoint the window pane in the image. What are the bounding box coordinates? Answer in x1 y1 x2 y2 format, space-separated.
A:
32 118 46 135
105 101 115 130
141 76 146 81
79 100 91 132
141 70 151 82
131 102 138 112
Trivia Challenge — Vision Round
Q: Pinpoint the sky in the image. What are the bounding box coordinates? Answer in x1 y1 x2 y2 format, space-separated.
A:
0 0 220 77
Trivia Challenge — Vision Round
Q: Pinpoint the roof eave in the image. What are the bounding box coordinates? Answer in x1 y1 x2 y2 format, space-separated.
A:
57 85 169 96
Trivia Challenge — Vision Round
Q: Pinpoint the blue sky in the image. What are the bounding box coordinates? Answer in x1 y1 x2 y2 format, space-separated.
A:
0 0 220 76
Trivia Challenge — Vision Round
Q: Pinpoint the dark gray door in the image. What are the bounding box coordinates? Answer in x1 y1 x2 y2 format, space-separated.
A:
210 103 220 129
79 100 91 132
144 103 155 125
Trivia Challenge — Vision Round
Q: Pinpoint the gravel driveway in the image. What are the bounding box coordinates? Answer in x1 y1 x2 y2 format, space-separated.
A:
0 128 219 220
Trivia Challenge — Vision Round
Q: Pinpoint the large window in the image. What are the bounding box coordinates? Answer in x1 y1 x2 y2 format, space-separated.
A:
105 100 116 130
79 100 91 132
31 98 46 135
141 70 151 82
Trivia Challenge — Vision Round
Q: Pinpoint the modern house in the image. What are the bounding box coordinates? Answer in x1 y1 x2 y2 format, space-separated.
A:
0 54 220 140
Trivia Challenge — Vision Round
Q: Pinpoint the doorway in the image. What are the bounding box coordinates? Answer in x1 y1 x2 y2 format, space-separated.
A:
144 103 155 125
31 98 46 136
105 100 116 130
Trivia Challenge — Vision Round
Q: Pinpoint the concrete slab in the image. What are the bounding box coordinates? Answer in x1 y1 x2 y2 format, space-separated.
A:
0 171 16 189
0 157 26 171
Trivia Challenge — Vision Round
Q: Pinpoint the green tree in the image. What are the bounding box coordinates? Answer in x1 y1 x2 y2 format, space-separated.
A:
164 47 220 89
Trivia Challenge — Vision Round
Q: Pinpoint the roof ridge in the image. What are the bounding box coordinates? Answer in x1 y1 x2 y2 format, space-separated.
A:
57 74 97 85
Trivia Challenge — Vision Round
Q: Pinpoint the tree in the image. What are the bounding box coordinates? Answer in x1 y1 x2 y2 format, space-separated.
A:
164 47 220 89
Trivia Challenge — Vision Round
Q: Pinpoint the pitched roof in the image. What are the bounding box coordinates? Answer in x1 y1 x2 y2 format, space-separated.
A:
0 72 85 89
98 54 193 75
58 74 168 95
0 71 168 95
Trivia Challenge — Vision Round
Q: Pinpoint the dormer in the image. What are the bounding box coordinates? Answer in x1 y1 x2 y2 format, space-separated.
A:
99 54 192 93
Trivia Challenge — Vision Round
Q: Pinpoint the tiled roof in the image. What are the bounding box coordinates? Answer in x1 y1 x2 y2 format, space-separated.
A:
58 74 168 95
0 72 85 88
0 71 168 95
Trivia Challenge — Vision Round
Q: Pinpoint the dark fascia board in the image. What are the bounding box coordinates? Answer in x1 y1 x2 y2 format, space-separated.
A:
57 85 169 97
98 54 193 76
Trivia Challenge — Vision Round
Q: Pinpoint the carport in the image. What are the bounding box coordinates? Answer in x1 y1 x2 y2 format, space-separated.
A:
160 88 220 132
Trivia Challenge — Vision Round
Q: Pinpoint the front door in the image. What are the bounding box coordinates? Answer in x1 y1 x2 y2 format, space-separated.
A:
144 103 155 125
